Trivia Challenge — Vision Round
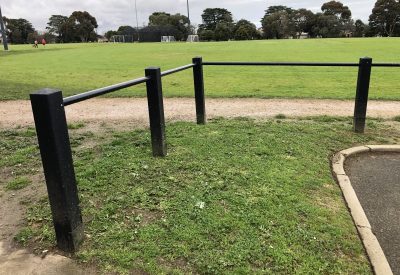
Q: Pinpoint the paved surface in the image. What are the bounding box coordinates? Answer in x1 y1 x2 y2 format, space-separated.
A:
1 98 400 128
346 152 400 274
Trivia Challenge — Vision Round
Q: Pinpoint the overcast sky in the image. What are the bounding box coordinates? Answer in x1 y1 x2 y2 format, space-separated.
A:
1 0 376 33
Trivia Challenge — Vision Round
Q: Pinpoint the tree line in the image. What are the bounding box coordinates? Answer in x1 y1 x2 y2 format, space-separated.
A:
197 0 400 40
2 11 98 44
105 12 192 42
2 0 400 44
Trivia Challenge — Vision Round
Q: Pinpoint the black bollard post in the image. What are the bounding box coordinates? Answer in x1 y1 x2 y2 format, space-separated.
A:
145 67 167 157
30 89 83 252
353 57 372 133
193 57 206 124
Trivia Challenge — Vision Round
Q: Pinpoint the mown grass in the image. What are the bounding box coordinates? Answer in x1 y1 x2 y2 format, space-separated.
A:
2 118 400 274
0 38 400 100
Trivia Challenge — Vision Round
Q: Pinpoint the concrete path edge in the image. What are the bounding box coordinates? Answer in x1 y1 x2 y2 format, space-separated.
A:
332 145 400 275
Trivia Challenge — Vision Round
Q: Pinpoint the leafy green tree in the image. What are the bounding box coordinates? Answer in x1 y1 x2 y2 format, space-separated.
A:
312 13 342 37
62 17 78 42
46 15 68 42
198 8 234 41
117 25 136 35
3 17 35 44
292 9 316 36
198 29 214 41
169 14 190 39
321 1 352 20
310 1 354 38
368 0 400 37
199 8 233 31
354 19 367 37
261 9 294 39
233 19 259 40
148 12 189 40
261 6 297 39
149 12 171 26
264 6 294 16
69 11 98 42
104 30 117 40
214 22 233 41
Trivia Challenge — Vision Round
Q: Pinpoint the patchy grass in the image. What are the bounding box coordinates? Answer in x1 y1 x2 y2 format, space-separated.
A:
68 122 86 130
274 114 287 119
14 227 34 245
5 176 31 190
3 118 400 274
1 38 400 100
0 127 41 179
394 116 400 122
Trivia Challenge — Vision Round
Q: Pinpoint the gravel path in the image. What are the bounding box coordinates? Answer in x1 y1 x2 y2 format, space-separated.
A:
1 98 400 128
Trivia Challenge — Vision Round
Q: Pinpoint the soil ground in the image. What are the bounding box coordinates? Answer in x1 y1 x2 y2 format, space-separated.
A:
1 98 400 128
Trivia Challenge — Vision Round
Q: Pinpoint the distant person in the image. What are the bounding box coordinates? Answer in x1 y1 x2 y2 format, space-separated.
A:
41 38 46 47
33 40 38 48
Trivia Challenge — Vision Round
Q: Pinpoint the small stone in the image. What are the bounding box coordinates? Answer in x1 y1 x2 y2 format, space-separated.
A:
41 250 49 258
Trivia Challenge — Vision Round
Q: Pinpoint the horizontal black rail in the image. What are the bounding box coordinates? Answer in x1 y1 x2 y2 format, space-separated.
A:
63 61 400 107
203 61 400 67
203 61 359 67
372 63 400 67
63 64 195 106
63 76 149 106
160 63 195 77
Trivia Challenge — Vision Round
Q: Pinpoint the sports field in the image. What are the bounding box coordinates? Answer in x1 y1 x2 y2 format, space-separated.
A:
0 38 399 101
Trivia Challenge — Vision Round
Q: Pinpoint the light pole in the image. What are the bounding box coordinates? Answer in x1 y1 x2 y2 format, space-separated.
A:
186 0 190 24
134 0 140 42
0 6 9 51
186 0 191 34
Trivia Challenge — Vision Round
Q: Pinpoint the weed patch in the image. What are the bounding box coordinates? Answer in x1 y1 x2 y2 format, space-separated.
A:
5 176 31 190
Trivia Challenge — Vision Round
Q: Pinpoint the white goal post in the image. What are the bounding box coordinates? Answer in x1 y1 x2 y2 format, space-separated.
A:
110 35 134 43
161 36 176 42
187 35 199 42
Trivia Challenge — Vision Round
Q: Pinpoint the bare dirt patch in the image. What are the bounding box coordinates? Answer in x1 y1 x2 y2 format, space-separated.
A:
1 98 400 128
0 171 89 275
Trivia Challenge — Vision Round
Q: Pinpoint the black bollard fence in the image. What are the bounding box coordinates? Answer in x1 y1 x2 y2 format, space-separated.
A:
30 89 83 252
145 67 167 157
353 57 372 133
193 57 206 124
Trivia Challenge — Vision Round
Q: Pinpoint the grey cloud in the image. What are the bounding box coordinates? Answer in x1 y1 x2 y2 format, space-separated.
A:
1 0 377 34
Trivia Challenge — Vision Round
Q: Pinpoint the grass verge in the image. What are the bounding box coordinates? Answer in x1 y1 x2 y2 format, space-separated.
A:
1 117 400 274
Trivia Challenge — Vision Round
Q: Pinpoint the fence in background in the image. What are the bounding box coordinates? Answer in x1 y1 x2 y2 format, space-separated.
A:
30 56 400 252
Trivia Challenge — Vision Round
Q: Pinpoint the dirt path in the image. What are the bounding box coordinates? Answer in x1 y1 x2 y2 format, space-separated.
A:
1 98 400 128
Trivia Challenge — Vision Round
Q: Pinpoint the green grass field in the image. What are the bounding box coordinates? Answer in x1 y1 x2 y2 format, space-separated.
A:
2 118 399 273
1 38 399 101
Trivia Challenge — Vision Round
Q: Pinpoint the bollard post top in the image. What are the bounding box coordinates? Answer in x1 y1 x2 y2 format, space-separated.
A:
145 66 160 71
193 56 203 63
30 88 62 96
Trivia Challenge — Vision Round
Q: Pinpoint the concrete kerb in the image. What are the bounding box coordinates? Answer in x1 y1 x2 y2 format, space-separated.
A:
332 145 400 275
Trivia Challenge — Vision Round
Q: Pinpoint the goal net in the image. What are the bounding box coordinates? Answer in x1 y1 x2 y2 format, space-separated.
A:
187 35 199 42
110 35 134 43
161 36 176 43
